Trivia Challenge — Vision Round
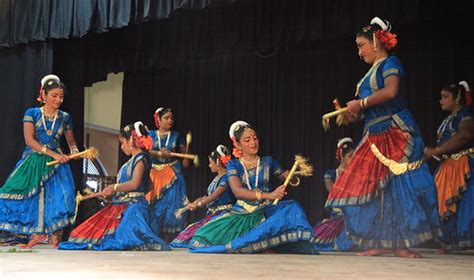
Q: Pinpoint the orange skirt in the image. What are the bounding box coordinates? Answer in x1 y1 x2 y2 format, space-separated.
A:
435 155 470 219
145 166 177 202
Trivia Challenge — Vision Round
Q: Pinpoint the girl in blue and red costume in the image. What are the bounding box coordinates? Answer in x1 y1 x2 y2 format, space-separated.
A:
325 17 441 258
313 138 354 251
59 122 169 251
424 81 474 253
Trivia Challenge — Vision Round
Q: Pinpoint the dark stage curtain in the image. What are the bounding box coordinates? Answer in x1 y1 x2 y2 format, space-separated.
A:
0 42 53 183
0 0 225 47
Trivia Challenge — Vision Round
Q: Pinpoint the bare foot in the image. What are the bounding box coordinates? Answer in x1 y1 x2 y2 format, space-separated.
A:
49 231 62 248
20 234 46 249
394 248 422 258
357 248 392 256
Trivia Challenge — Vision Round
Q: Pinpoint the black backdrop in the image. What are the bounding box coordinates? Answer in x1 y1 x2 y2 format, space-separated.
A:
1 0 474 224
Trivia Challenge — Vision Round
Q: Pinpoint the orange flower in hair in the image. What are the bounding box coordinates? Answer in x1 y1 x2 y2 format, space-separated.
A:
232 147 242 158
132 131 153 151
375 30 398 50
220 155 232 167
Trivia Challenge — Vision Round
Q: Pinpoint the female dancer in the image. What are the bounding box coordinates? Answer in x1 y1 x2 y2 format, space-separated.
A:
189 121 318 254
147 107 189 242
59 122 169 251
424 81 474 252
0 74 77 248
313 138 354 251
171 145 235 248
325 17 441 258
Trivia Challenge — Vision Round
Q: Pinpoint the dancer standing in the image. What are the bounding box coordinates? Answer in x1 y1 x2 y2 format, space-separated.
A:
0 74 77 248
326 17 441 258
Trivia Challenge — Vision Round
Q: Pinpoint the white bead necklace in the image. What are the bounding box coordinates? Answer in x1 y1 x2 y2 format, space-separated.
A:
239 156 260 190
157 130 171 149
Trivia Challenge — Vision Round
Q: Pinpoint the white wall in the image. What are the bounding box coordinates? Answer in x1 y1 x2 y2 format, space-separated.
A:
83 72 124 175
84 72 123 132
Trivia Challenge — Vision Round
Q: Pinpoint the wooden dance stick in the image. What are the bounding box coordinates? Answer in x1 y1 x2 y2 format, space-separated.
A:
185 132 192 154
322 107 348 131
152 151 200 167
47 147 99 166
273 155 313 205
72 191 105 222
273 160 300 205
174 197 191 219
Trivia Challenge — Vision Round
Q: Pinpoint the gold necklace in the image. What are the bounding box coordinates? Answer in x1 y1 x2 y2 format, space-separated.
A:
240 156 259 167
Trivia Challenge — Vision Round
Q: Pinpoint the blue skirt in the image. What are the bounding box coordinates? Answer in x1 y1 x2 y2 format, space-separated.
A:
151 172 188 234
0 163 75 235
342 164 441 249
59 198 170 251
190 200 319 254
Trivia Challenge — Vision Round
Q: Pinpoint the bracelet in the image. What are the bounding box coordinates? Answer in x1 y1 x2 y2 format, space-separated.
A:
113 183 119 192
255 189 262 201
41 145 48 155
289 176 301 187
69 146 79 154
363 97 369 108
359 99 365 109
197 201 203 208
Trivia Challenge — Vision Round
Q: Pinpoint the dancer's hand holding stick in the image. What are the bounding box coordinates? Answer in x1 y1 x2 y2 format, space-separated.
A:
273 155 313 205
47 147 99 166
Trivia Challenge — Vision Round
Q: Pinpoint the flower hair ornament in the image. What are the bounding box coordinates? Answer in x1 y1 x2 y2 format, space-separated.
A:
459 80 472 106
228 120 249 158
131 121 153 150
335 137 354 162
370 17 398 50
154 107 164 129
216 144 231 167
38 74 60 103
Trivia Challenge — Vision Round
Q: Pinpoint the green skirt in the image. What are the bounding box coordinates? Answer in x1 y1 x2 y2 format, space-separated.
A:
191 209 265 247
0 153 55 199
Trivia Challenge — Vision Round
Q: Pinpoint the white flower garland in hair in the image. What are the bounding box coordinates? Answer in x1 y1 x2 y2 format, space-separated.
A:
216 144 227 157
459 81 470 92
370 17 390 31
337 137 353 149
228 120 249 139
41 74 60 87
134 121 144 137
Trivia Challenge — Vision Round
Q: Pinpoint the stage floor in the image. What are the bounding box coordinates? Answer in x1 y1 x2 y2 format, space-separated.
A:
0 246 473 279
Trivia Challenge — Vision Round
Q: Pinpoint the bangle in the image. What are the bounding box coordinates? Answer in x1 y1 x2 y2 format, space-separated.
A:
69 146 79 154
255 189 262 201
41 145 48 155
359 99 365 109
363 97 369 108
289 176 301 187
113 183 119 192
197 201 203 208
